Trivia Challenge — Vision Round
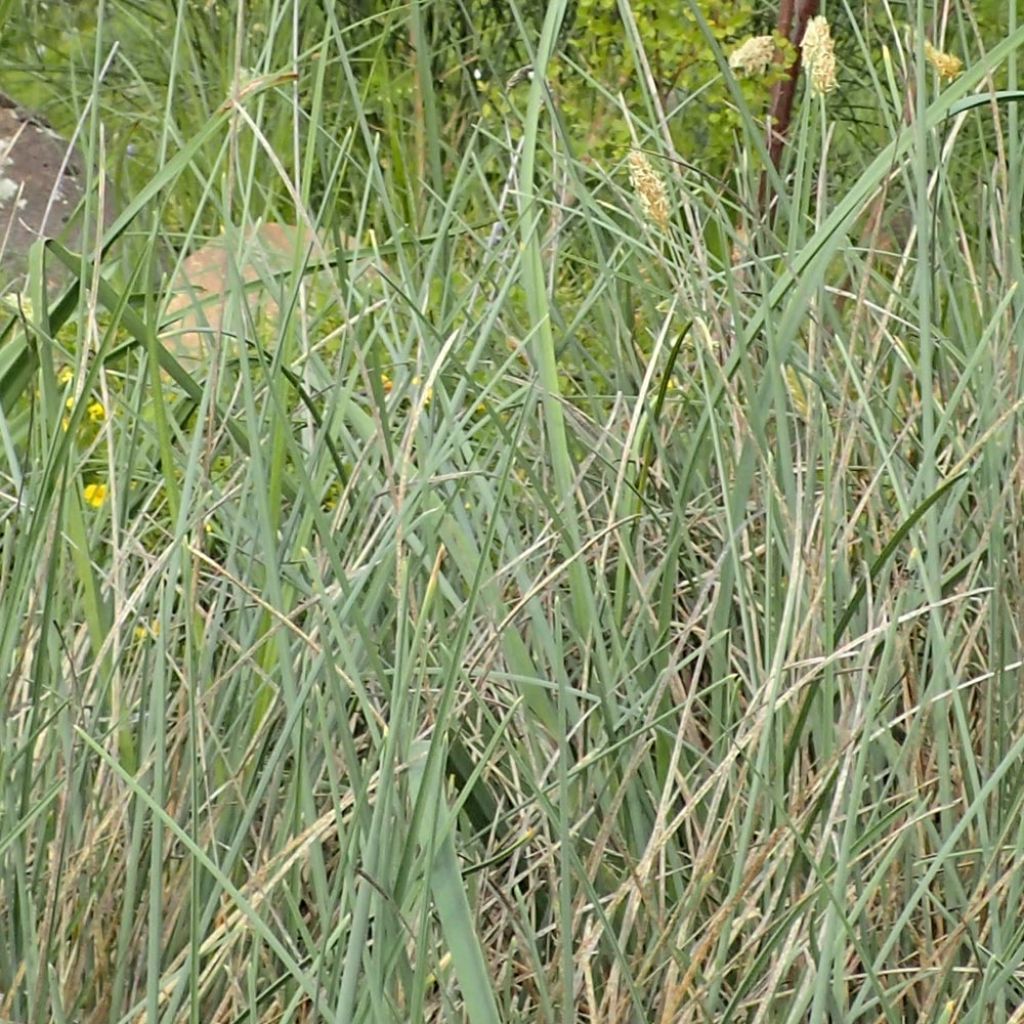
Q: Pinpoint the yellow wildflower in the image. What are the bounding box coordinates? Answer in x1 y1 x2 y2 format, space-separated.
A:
83 483 107 508
924 40 962 80
411 375 434 407
87 401 105 423
134 620 160 642
58 366 74 385
802 16 838 96
729 36 777 77
627 150 670 231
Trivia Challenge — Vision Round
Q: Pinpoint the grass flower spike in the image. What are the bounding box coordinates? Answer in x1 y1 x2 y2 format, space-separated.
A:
729 36 777 77
924 40 963 80
628 149 670 231
801 16 838 96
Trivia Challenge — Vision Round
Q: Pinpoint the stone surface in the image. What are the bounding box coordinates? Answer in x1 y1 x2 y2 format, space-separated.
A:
160 223 330 370
160 223 385 373
0 91 115 289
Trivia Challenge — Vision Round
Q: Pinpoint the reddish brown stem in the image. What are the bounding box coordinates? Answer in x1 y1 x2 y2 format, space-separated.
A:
759 0 820 217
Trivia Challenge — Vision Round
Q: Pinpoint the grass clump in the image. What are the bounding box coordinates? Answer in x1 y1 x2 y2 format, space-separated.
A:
1 2 1024 1023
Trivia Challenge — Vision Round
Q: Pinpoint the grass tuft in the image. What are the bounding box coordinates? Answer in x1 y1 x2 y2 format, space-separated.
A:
1 2 1023 1022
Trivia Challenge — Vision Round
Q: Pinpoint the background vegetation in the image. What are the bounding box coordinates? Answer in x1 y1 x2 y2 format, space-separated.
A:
1 1 1023 1022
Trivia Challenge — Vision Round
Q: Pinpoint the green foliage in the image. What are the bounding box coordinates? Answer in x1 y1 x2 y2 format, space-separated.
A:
562 1 766 164
4 3 1024 1023
452 1 786 177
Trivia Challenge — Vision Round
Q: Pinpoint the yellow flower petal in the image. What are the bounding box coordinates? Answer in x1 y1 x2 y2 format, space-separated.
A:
83 483 107 508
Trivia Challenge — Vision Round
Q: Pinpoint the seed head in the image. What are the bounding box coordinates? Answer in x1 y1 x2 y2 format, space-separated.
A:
801 16 838 96
729 36 777 77
924 40 963 80
627 150 670 232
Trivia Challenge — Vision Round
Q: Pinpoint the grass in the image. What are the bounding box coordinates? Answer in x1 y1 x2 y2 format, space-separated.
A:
1 1 1024 1022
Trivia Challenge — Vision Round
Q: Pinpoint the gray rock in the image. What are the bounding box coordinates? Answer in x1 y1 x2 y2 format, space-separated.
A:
0 91 115 290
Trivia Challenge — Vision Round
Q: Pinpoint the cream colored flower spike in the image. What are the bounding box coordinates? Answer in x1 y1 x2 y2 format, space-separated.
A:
801 17 838 96
627 151 670 232
729 36 777 78
924 41 963 81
